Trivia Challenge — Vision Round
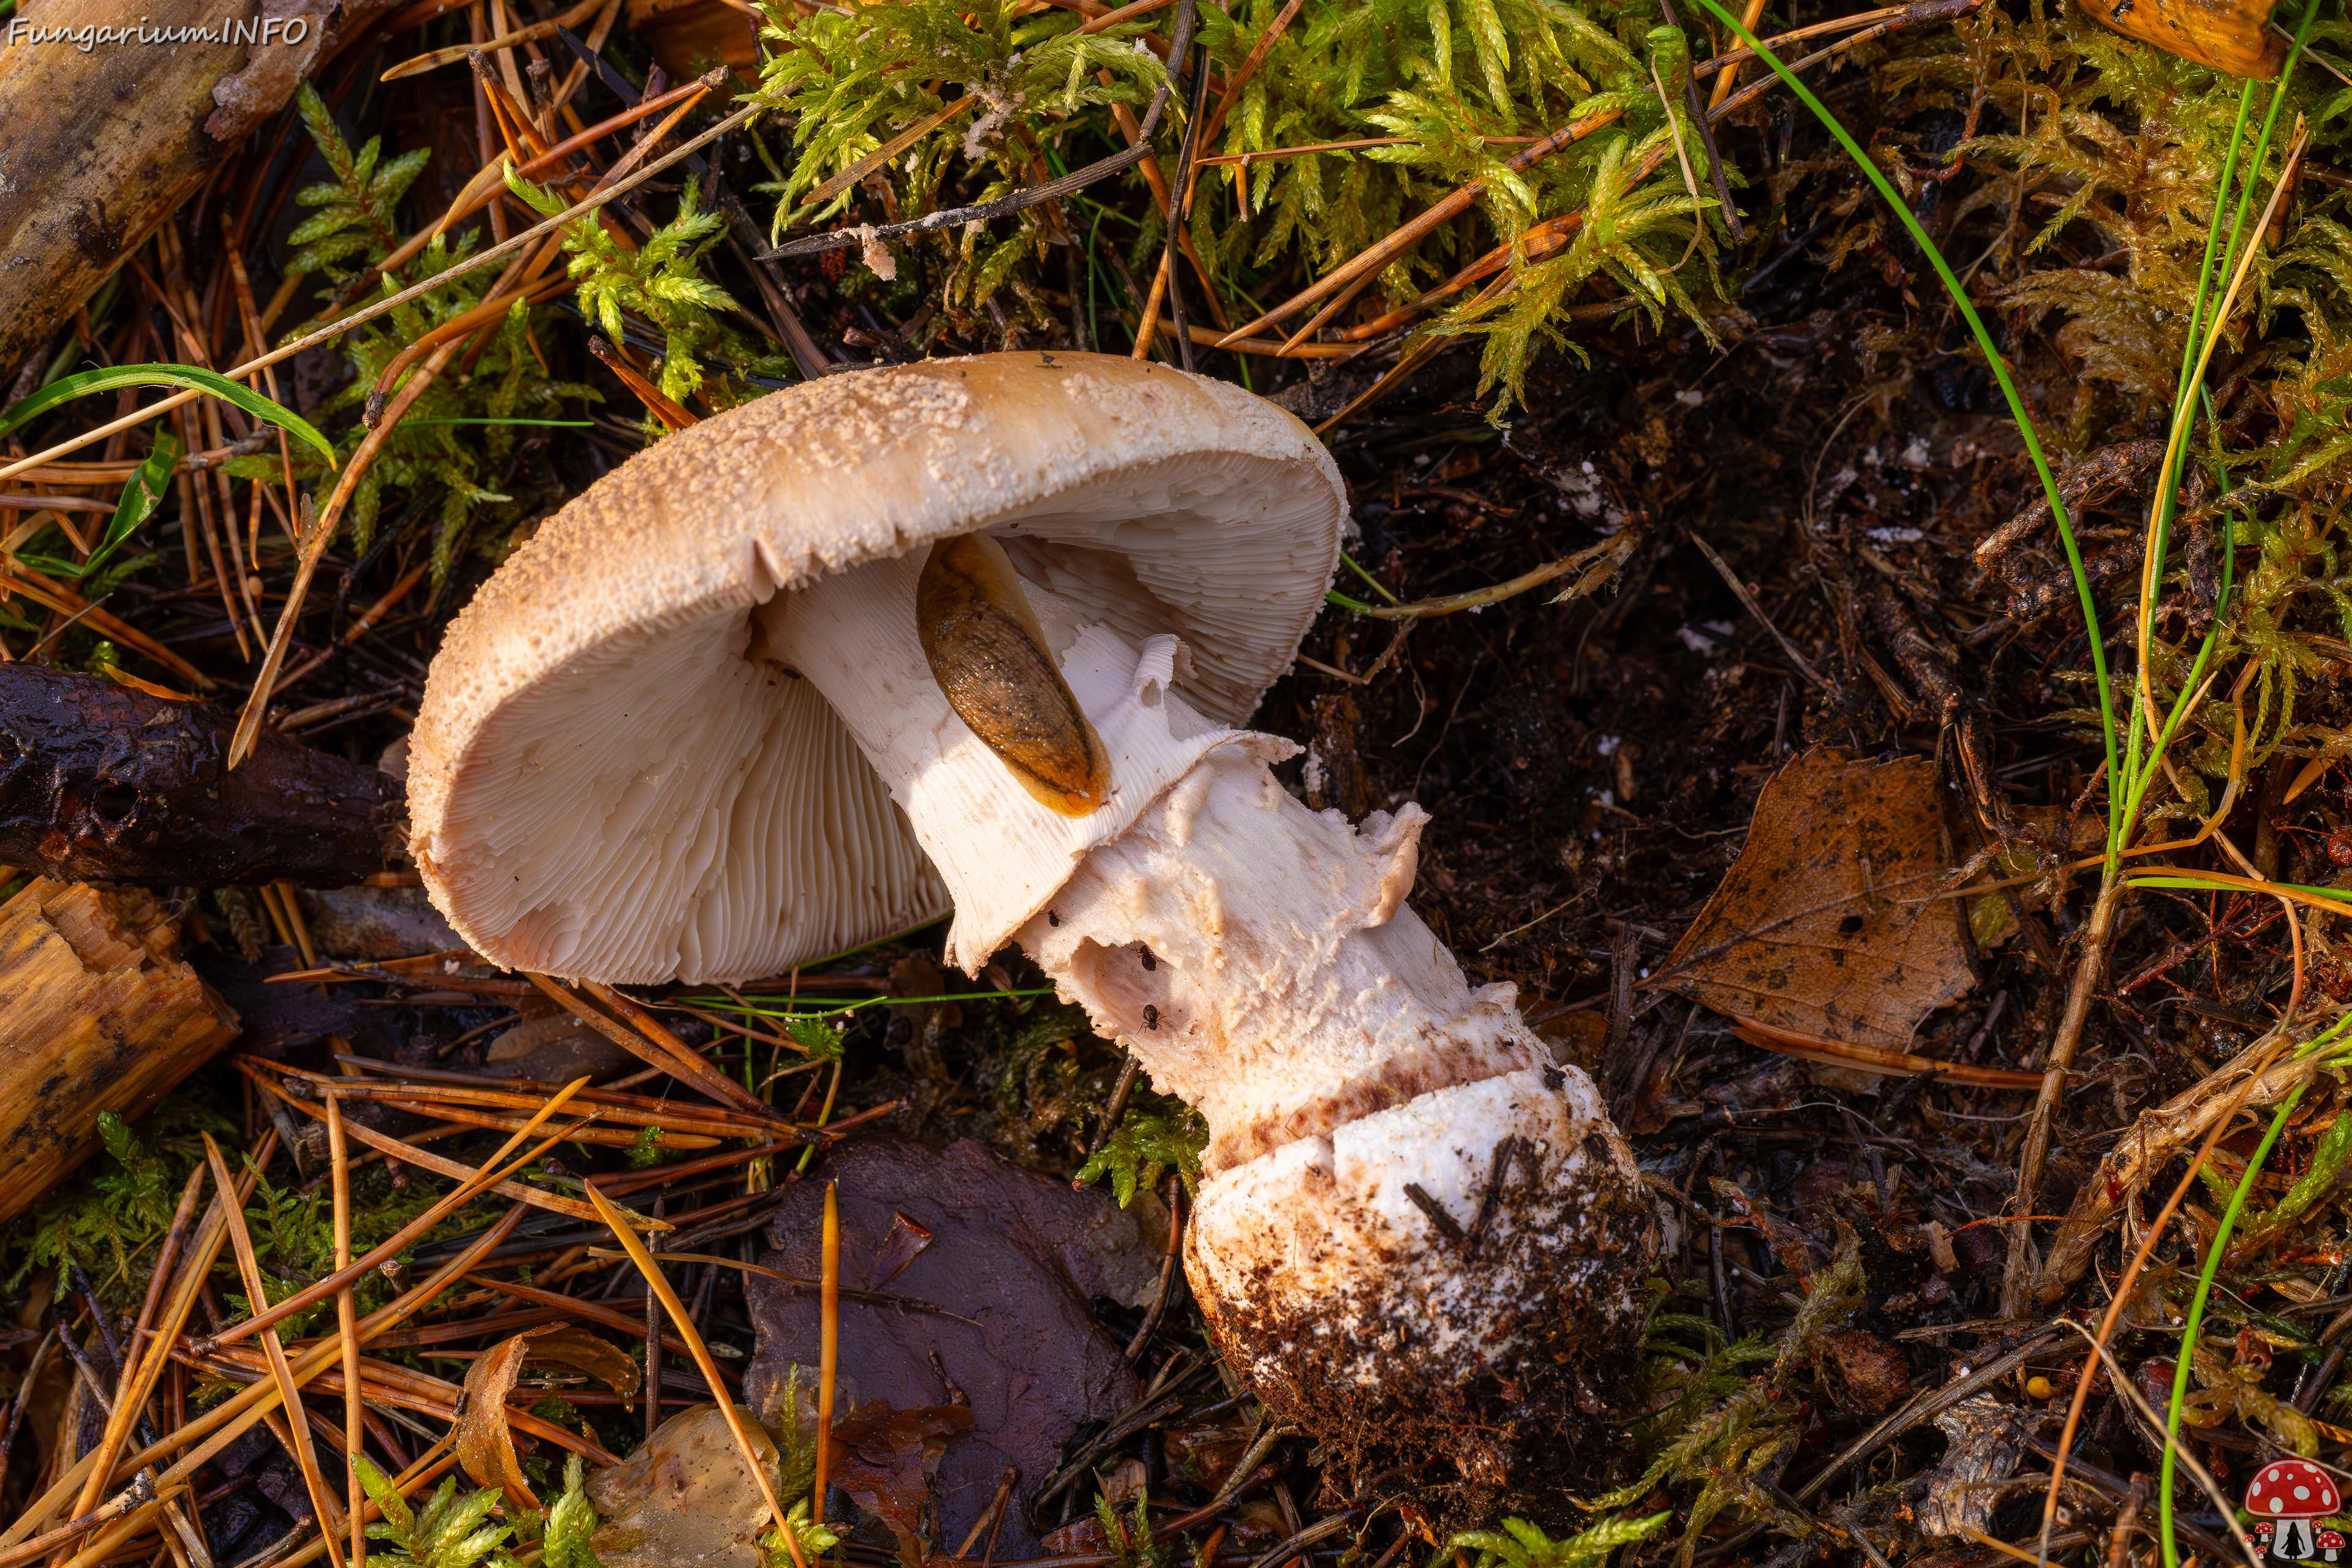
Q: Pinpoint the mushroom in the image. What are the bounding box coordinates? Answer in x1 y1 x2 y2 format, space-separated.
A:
2247 1459 2341 1561
409 352 1658 1488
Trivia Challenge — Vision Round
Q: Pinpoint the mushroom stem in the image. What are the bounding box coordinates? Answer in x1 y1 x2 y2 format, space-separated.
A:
753 548 1658 1488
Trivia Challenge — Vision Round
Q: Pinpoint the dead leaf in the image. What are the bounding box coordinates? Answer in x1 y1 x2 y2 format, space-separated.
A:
830 1402 976 1568
526 1328 643 1404
744 1139 1158 1560
2074 0 2284 79
589 1403 781 1568
1709 1177 1822 1275
1820 1330 1912 1415
1662 749 1975 1053
458 1333 538 1508
1915 1395 2026 1537
865 1212 932 1291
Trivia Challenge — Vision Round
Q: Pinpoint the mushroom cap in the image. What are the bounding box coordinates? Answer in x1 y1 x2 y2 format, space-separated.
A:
409 353 1345 984
2249 1460 2340 1517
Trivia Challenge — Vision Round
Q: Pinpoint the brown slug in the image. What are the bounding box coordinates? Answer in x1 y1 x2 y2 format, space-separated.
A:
916 532 1112 816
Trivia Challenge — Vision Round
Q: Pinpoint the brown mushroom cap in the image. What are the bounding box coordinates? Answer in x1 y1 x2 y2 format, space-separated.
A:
409 353 1344 983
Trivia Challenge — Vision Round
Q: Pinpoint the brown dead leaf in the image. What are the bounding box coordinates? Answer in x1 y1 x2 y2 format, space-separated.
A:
1661 749 1974 1053
589 1403 781 1568
2075 0 2285 80
524 1328 643 1404
458 1333 538 1508
830 1401 976 1568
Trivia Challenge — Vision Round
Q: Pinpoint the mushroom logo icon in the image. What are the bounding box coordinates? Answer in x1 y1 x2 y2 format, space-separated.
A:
2320 1528 2346 1562
2247 1459 2341 1560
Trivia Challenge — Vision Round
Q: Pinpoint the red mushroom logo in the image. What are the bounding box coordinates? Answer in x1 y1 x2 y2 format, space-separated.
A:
2247 1459 2342 1561
2319 1527 2346 1562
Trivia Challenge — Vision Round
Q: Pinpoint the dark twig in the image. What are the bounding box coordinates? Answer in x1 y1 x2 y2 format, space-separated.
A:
1089 1056 1144 1159
1464 1136 1521 1260
1160 41 1215 372
0 1325 58 1499
1401 1183 1469 1246
1655 0 1745 245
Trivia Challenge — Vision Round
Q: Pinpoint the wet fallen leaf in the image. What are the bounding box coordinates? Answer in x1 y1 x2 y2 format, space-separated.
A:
458 1333 538 1508
829 1402 976 1568
1711 1177 1822 1276
588 1403 781 1568
745 1139 1161 1559
526 1328 643 1404
1820 1329 1911 1415
1661 750 1977 1055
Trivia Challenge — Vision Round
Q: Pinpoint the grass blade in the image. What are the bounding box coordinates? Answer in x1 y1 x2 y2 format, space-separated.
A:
51 427 183 582
0 365 337 466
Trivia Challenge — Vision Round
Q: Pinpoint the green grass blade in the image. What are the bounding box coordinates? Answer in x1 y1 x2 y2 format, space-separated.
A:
75 427 183 582
0 364 337 466
2158 1008 2352 1568
2137 1 2318 832
1684 0 2116 837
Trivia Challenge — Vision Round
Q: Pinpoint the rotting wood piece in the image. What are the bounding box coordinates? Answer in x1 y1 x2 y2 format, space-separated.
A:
0 0 406 379
0 664 402 886
0 877 239 1226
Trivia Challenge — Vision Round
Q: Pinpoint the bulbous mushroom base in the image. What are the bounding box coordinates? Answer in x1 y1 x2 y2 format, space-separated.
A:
1184 1069 1660 1507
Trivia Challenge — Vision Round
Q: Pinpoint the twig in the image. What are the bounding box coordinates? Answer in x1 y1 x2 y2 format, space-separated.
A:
20 1210 524 1568
327 1095 366 1568
2054 1320 2260 1568
1159 42 1215 372
1124 1179 1183 1359
793 99 980 215
382 0 606 78
1219 108 1623 344
1656 0 1744 244
2034 1030 2296 1568
1686 530 1826 687
203 1134 348 1568
0 105 761 496
1338 531 1635 619
587 336 698 429
1089 1057 1144 1158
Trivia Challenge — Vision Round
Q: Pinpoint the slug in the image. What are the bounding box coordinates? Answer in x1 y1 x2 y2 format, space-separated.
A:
916 532 1112 816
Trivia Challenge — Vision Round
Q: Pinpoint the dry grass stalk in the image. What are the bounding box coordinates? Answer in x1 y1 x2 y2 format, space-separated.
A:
327 1094 368 1568
203 1133 352 1568
202 1075 595 1349
582 1183 805 1555
815 1180 840 1523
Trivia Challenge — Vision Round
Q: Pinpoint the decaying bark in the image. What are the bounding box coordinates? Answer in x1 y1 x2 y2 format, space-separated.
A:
0 663 402 886
0 0 400 377
0 876 239 1225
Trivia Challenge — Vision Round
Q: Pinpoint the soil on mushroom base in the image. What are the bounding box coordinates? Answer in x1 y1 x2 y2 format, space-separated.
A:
1191 1113 1662 1525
